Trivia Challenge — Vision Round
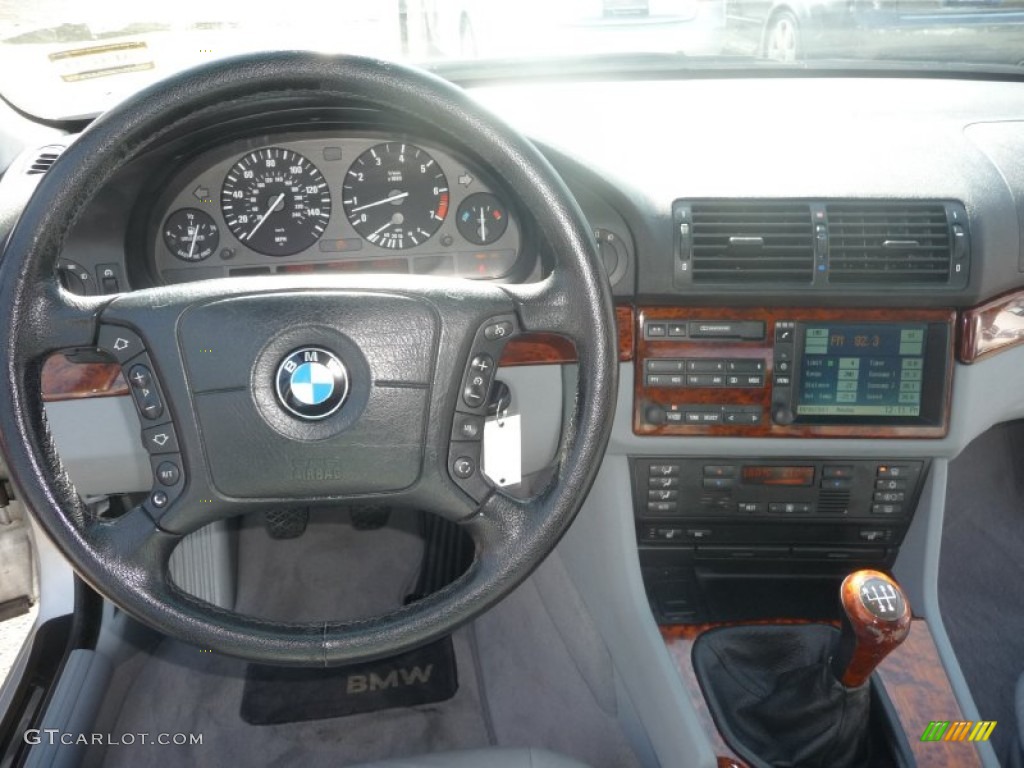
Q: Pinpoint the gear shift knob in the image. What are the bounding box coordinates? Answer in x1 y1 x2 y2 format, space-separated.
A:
830 569 911 688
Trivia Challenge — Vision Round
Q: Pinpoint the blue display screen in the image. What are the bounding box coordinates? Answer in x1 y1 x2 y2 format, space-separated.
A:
797 324 926 417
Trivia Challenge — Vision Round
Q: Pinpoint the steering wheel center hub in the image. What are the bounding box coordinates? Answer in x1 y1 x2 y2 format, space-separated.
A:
275 347 349 420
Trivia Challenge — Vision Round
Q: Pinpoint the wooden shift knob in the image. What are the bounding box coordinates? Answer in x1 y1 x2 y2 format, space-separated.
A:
830 569 912 688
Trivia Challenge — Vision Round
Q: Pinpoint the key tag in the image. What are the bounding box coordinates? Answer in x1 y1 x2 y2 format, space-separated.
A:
483 397 521 488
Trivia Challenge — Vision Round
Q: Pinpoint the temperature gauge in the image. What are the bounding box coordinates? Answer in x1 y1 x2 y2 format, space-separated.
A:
456 193 508 246
163 208 219 262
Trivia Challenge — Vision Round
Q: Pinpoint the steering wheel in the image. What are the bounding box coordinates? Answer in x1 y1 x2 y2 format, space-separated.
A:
0 52 617 665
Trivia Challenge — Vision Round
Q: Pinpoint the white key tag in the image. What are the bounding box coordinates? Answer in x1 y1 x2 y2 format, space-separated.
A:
483 413 522 487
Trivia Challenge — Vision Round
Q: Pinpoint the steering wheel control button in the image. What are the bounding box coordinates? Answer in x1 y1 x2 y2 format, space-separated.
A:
462 354 494 408
151 491 169 509
128 364 152 389
453 456 476 479
98 325 145 363
142 424 179 455
127 362 165 421
454 413 484 441
156 461 181 486
483 321 514 341
275 347 349 420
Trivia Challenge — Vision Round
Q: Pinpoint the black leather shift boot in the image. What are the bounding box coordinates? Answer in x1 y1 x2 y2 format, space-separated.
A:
693 624 872 768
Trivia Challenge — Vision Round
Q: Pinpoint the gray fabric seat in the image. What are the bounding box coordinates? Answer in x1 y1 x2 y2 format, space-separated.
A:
350 748 591 768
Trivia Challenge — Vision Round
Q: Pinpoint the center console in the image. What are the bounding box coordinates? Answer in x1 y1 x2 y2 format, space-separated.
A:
630 307 955 625
635 307 954 438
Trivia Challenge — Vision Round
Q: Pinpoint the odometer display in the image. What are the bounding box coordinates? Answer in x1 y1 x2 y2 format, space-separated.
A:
220 148 331 257
342 143 449 250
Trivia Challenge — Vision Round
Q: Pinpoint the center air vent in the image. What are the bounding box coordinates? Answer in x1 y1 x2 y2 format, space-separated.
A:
685 201 814 284
25 145 65 175
826 202 962 285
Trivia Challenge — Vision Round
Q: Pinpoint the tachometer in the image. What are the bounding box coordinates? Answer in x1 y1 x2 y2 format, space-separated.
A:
342 143 449 250
220 148 331 257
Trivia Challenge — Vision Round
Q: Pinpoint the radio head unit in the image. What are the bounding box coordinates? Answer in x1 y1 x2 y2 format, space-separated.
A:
772 321 950 427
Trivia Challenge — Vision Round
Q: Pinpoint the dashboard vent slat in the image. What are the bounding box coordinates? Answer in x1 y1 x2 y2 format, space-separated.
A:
689 202 814 285
25 145 65 175
826 202 953 285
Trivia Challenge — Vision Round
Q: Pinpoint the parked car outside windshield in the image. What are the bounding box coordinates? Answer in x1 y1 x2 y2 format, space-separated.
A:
0 0 1022 120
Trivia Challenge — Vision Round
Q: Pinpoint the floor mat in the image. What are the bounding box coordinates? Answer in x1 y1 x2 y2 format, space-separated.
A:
940 422 1024 765
241 636 458 725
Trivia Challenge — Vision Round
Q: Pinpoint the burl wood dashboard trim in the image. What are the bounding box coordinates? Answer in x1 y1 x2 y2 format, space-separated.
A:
41 353 128 403
635 307 955 439
497 305 634 366
958 287 1024 364
662 619 981 768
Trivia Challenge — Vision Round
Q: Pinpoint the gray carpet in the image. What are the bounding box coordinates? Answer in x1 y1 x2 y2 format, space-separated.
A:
93 510 493 767
940 422 1024 766
89 510 641 768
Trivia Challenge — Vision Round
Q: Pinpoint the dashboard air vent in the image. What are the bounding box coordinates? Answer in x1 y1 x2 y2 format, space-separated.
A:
689 201 814 284
826 202 954 284
26 145 64 175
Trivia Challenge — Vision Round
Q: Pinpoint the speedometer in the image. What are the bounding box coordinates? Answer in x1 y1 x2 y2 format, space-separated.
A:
342 143 449 250
220 148 331 257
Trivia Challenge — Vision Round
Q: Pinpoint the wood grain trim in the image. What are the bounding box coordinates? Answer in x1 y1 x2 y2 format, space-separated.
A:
959 288 1024 364
498 305 634 366
41 354 128 403
661 619 980 768
836 569 911 687
635 306 955 439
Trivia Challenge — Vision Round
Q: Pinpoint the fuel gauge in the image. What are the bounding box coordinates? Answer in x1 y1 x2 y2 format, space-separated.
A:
456 193 508 246
163 208 219 262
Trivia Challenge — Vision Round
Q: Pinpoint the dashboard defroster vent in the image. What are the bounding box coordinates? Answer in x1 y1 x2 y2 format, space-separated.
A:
25 145 65 175
826 202 962 285
686 201 814 284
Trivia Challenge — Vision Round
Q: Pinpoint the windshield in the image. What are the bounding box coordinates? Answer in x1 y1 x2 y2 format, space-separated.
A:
1 0 1023 119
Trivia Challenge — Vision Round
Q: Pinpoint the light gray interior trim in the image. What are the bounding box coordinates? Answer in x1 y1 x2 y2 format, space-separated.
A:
895 460 999 767
168 520 234 610
558 455 716 768
24 649 113 768
494 365 563 475
44 397 150 495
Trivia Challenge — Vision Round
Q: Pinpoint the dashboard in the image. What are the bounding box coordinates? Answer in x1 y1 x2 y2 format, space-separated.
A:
12 73 1024 628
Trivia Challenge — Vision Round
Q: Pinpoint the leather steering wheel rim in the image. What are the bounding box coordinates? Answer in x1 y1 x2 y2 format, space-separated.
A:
0 52 617 665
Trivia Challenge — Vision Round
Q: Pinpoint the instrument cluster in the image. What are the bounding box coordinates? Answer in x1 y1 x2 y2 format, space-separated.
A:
150 133 525 284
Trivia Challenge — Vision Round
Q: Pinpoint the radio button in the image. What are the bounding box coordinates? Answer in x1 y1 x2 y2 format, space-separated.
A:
647 359 686 373
727 359 765 373
775 360 792 374
774 375 791 387
686 359 726 373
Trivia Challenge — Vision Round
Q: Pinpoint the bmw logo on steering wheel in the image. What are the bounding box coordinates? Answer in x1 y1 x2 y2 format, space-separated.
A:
275 347 349 420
